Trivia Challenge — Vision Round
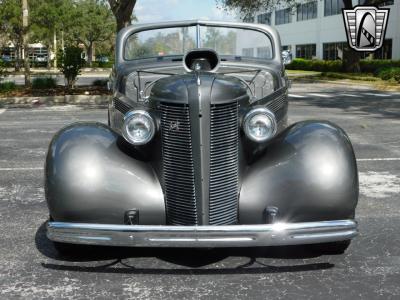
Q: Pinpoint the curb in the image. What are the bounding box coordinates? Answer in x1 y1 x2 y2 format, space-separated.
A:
0 95 110 107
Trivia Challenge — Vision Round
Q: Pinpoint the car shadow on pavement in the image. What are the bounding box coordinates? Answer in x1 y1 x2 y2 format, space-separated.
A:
35 222 335 275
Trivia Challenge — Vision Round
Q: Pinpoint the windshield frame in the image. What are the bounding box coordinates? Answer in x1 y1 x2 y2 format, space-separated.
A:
118 20 279 65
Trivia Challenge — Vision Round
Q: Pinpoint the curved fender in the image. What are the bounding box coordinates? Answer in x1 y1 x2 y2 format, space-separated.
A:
239 121 358 224
45 122 165 225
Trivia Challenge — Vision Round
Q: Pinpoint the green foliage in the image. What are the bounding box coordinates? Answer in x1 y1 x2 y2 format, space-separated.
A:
70 0 116 66
32 77 58 89
58 47 85 88
287 59 400 75
376 67 400 82
0 0 23 42
0 81 16 93
0 59 7 80
286 59 342 72
92 79 109 87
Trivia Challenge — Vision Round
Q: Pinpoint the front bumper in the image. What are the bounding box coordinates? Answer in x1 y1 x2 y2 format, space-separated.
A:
47 220 358 248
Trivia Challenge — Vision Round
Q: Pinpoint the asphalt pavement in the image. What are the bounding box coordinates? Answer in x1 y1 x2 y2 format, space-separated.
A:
0 82 399 299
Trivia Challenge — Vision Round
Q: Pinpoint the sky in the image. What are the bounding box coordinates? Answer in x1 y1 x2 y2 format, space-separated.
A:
134 0 237 23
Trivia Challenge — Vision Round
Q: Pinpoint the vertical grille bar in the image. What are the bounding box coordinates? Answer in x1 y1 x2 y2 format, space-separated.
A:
160 103 198 225
209 102 239 225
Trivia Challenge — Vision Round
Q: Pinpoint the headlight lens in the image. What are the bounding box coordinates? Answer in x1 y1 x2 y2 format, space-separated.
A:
122 110 155 145
243 108 277 142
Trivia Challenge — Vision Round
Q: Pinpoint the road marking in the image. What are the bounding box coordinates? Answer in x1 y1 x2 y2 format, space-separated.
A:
340 93 360 98
357 158 400 162
288 94 306 98
364 92 389 97
308 93 332 98
0 109 6 114
0 167 43 171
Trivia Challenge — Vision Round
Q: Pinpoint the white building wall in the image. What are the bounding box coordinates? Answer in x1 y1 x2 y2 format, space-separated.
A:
253 0 399 60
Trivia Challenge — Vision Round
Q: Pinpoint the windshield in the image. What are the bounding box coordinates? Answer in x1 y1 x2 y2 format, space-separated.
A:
124 25 273 60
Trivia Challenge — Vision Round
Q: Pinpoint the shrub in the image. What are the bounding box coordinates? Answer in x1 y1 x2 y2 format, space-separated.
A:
286 59 342 72
92 79 108 87
287 58 400 74
32 77 57 89
58 47 85 88
0 81 16 92
376 67 400 81
0 58 7 81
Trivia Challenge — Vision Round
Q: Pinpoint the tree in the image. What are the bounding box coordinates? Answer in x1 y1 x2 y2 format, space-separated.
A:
70 0 115 66
217 0 389 73
58 46 85 88
30 0 72 68
0 0 24 71
108 0 136 32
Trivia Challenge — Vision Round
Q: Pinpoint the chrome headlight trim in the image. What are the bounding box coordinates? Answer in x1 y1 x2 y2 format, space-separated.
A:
243 107 277 142
122 110 156 145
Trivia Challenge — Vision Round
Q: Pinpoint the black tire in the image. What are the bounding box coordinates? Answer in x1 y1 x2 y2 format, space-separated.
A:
310 240 351 255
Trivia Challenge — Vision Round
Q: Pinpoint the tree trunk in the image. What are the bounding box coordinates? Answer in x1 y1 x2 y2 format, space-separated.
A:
87 42 93 67
342 48 361 73
47 43 52 69
53 31 57 68
341 0 361 73
22 0 30 86
14 44 21 72
109 0 137 32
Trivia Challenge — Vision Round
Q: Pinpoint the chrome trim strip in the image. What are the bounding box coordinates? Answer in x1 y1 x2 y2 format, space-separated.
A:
47 220 358 248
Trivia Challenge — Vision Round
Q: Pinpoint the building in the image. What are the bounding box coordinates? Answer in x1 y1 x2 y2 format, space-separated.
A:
245 0 399 60
1 42 49 63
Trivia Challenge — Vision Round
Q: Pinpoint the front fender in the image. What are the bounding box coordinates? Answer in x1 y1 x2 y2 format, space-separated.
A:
45 122 165 225
239 121 358 224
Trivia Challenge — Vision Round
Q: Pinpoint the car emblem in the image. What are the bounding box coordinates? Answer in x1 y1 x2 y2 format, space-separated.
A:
342 6 389 52
169 120 180 131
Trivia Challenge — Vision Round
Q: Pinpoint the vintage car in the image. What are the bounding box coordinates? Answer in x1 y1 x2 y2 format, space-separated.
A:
45 20 358 254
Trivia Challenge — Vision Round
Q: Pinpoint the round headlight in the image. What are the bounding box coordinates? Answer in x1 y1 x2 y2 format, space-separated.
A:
243 108 277 142
122 110 155 145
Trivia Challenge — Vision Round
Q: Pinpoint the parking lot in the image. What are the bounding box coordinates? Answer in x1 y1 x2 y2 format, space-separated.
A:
0 82 399 299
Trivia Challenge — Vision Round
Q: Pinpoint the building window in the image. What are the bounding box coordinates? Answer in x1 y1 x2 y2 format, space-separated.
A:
323 42 348 60
297 1 317 21
257 47 272 59
359 0 393 6
242 48 254 57
359 39 392 59
275 8 292 25
257 12 272 25
296 44 316 59
324 0 343 16
282 45 292 51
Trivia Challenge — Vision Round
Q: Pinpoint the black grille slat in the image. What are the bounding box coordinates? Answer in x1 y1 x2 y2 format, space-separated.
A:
113 98 131 114
209 102 239 225
160 103 197 225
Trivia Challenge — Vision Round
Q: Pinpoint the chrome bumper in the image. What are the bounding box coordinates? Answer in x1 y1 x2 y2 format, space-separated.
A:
47 220 358 248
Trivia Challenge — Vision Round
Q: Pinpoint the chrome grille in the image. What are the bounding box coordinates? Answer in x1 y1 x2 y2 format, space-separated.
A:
209 102 239 225
160 103 197 225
